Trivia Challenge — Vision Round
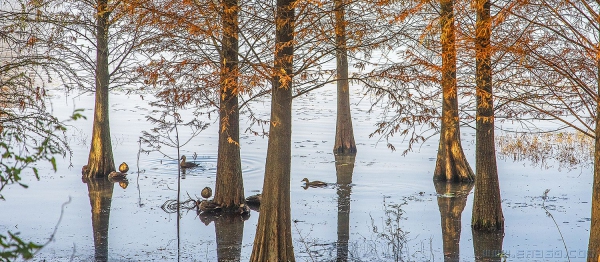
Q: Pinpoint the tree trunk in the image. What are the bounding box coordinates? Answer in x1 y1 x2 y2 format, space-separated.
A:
249 0 296 260
435 181 473 262
335 154 355 261
472 0 503 232
587 32 600 262
434 0 474 182
215 214 244 262
333 0 356 155
214 0 245 211
85 0 114 178
83 177 114 262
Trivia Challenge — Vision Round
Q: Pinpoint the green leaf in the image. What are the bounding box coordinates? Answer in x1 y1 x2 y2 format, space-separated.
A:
50 157 57 171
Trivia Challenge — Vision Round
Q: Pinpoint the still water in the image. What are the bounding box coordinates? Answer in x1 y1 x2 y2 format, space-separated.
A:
0 85 593 261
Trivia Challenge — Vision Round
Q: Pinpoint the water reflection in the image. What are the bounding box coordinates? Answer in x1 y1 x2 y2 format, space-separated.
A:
472 230 504 262
199 212 248 262
215 214 245 262
82 176 115 262
588 172 600 262
335 154 355 262
435 181 473 262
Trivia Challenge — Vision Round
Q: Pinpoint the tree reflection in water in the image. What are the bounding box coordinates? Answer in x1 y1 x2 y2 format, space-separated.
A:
335 154 356 261
472 229 504 262
588 170 600 262
82 176 114 262
199 212 249 262
434 181 473 262
216 214 245 262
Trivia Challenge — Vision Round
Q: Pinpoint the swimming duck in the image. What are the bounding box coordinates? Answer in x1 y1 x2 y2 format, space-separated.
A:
201 187 212 199
180 155 198 168
197 200 222 213
246 194 262 205
108 171 127 180
302 178 328 188
118 162 129 173
238 203 250 215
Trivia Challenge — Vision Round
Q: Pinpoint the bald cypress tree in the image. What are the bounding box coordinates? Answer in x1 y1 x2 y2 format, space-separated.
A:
213 0 245 211
434 0 474 182
85 0 115 177
332 0 356 155
471 0 504 232
249 0 296 260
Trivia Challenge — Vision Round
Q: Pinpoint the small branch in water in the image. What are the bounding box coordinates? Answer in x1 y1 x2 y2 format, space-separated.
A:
293 220 315 262
33 197 72 257
541 189 570 262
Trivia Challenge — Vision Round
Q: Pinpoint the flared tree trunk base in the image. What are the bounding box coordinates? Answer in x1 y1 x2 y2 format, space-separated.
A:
434 138 474 182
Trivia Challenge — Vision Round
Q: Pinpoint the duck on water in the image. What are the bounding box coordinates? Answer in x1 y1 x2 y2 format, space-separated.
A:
180 155 198 168
301 178 328 188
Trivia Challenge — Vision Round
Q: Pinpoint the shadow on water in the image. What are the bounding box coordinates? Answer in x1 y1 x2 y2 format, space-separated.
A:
335 154 356 262
434 181 473 262
82 176 115 262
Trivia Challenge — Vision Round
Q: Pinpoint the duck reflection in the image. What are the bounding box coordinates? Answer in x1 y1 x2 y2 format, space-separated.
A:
82 176 114 262
335 154 355 262
434 180 473 262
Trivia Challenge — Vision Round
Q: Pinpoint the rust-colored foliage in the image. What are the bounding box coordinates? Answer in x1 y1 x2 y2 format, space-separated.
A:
495 0 599 252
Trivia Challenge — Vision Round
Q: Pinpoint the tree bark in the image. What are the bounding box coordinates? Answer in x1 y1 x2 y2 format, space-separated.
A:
471 0 504 232
333 0 356 155
214 0 245 211
434 0 474 182
83 177 114 262
85 0 115 178
435 181 473 262
335 154 355 261
587 30 600 262
249 0 296 260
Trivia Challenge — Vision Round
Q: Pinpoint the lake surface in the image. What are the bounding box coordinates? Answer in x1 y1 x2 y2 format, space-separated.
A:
0 85 594 261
